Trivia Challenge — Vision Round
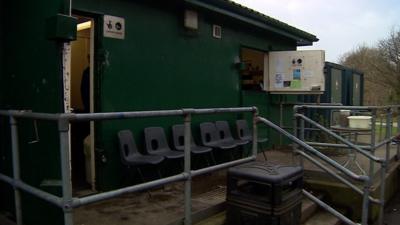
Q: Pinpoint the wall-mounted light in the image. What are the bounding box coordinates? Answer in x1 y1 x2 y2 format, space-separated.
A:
77 21 92 31
184 10 198 30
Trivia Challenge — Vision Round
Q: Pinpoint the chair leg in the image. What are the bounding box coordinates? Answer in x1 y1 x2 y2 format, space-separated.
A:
136 168 146 182
260 143 267 161
157 168 163 179
210 151 217 165
137 168 152 199
229 150 234 161
156 168 166 191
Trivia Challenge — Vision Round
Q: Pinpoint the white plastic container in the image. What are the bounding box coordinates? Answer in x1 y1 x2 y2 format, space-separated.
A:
347 116 372 129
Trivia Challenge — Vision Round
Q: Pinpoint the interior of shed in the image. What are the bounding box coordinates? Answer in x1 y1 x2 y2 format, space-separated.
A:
240 48 267 91
70 15 95 193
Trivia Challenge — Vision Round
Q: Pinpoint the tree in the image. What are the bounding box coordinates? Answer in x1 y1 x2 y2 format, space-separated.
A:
340 28 400 105
378 29 400 102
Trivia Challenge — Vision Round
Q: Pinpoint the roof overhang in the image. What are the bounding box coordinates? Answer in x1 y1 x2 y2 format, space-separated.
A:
184 0 318 46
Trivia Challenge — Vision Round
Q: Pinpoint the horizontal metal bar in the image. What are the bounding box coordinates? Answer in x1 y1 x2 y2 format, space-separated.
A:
72 173 188 208
306 141 370 150
374 139 392 150
295 150 380 205
0 173 63 207
72 156 255 208
191 107 255 115
70 110 184 121
191 156 256 177
257 117 369 182
0 110 60 121
284 102 343 106
0 107 255 122
296 114 383 163
72 107 255 121
296 105 400 110
302 189 358 225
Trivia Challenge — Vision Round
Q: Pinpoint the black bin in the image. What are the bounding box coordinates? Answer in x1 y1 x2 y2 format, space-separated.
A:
226 162 303 225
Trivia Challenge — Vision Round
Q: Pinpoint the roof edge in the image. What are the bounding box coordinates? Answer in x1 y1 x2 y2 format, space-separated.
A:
185 0 318 46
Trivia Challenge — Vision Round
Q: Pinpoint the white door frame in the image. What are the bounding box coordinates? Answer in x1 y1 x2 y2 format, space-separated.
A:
89 19 96 191
63 17 97 191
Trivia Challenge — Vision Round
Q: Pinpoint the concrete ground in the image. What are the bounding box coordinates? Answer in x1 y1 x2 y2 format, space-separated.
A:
384 190 400 225
74 173 227 225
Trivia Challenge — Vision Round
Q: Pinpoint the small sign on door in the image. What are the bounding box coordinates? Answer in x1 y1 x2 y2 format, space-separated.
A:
103 15 125 39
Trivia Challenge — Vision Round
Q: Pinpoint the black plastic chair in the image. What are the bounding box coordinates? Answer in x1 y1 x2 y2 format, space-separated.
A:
200 122 237 160
144 127 184 159
236 119 269 160
172 124 215 165
215 121 249 146
117 130 164 185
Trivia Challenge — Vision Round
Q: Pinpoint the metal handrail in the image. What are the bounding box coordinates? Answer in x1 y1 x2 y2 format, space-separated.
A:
257 116 372 225
295 150 380 204
295 105 400 110
295 113 384 163
302 189 358 225
294 104 400 225
257 117 369 182
0 107 258 225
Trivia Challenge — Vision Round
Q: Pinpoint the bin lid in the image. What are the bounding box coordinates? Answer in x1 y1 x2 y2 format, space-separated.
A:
228 162 303 184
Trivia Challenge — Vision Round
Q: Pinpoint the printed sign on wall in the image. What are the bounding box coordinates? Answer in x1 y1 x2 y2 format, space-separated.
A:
103 15 125 39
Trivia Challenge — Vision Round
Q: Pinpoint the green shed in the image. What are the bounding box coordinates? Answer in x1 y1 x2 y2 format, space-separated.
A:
0 1 319 224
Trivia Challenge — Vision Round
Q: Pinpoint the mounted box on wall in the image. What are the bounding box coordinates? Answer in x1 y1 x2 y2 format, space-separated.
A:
46 14 77 41
184 10 198 30
265 50 325 94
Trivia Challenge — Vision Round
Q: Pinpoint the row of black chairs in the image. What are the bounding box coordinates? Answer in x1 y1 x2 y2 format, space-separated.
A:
118 120 268 179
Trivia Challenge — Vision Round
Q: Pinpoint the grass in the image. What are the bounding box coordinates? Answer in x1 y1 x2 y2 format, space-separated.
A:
375 124 399 139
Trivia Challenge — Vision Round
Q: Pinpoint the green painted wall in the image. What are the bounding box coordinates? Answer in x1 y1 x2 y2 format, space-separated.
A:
0 1 67 224
0 0 3 107
73 0 297 190
0 1 303 224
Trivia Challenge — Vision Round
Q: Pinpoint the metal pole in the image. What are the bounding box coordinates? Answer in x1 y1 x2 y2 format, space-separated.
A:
361 179 370 225
299 110 305 168
10 116 23 225
378 108 392 225
302 189 358 225
306 141 370 150
0 173 63 207
74 173 187 207
361 109 376 225
385 108 392 160
378 162 387 225
292 108 299 165
183 111 192 225
257 117 368 182
296 114 382 162
279 101 283 145
252 109 258 157
295 150 380 204
58 118 73 225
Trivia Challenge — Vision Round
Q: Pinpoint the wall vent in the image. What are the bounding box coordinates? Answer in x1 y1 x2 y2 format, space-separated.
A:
213 25 222 39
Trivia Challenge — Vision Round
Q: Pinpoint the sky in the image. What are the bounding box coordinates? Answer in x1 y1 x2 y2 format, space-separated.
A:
232 0 400 62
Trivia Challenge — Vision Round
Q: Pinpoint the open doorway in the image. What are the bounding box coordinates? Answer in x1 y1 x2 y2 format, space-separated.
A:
240 48 268 91
70 15 96 194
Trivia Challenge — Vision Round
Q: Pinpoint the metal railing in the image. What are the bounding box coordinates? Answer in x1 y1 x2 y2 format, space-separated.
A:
291 105 400 225
257 116 371 225
0 107 259 225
